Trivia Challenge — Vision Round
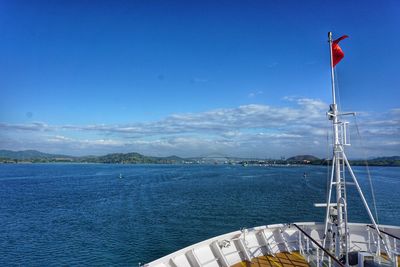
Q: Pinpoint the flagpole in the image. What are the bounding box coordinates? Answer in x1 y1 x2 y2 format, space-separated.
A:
328 32 336 106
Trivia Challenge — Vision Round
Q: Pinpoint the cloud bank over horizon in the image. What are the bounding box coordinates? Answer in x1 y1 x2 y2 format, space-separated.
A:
1 97 399 158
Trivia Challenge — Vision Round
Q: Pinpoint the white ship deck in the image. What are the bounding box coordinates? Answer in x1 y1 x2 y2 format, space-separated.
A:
231 252 309 267
144 222 400 267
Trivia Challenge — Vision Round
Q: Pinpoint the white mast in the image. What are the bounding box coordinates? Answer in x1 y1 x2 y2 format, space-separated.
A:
321 32 392 266
328 31 348 263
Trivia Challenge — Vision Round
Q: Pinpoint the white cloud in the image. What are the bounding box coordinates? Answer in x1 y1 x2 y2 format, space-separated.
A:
1 98 399 158
0 122 51 131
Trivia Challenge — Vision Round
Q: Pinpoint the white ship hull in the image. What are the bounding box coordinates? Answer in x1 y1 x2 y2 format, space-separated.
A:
145 222 400 267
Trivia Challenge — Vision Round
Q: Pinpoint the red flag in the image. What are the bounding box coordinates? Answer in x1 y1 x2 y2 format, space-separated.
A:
332 35 348 67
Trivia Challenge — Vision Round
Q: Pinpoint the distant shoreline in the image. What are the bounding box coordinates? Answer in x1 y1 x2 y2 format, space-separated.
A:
1 150 399 167
1 159 399 167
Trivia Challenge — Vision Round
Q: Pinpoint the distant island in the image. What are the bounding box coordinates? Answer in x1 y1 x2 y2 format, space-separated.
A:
0 150 399 166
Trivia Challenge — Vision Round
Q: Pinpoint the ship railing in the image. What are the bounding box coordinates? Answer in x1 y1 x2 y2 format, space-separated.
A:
367 225 400 267
292 223 344 267
291 224 399 267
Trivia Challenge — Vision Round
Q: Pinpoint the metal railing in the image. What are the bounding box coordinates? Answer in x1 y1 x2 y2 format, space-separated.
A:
368 225 400 240
367 225 399 267
292 223 344 267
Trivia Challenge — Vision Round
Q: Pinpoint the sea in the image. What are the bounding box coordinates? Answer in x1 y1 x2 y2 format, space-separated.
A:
0 164 399 266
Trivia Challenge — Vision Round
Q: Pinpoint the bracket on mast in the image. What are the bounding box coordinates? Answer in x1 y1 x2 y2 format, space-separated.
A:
340 121 351 146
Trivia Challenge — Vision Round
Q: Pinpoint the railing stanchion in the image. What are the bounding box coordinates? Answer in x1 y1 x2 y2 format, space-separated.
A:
299 231 303 256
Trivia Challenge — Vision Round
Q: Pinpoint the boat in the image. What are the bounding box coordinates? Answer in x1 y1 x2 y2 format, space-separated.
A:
142 33 400 267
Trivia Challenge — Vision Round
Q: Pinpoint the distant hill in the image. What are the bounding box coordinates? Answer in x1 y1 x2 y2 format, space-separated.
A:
373 156 400 161
80 152 187 164
0 150 72 160
0 150 187 164
351 156 400 167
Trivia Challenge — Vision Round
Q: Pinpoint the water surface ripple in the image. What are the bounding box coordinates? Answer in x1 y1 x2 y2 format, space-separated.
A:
0 164 399 266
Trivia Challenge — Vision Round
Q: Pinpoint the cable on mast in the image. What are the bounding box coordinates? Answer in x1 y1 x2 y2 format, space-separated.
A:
354 115 380 225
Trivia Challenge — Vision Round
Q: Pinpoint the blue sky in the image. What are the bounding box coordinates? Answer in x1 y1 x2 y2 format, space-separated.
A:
0 0 399 158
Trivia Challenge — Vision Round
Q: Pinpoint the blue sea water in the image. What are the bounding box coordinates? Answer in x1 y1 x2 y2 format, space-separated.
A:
0 164 399 266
